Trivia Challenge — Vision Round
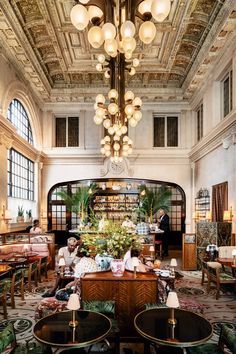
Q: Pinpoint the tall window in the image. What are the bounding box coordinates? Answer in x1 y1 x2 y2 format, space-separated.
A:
196 103 203 141
7 99 33 145
153 115 178 147
55 117 79 147
222 70 233 118
7 149 34 200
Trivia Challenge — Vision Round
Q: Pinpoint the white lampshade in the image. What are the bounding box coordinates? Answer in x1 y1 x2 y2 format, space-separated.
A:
120 20 136 39
67 294 81 310
88 26 104 48
149 245 155 252
70 4 89 31
166 291 179 308
139 21 156 44
104 38 118 56
170 258 177 267
58 257 66 267
131 257 140 268
151 0 171 22
232 249 236 256
102 22 116 40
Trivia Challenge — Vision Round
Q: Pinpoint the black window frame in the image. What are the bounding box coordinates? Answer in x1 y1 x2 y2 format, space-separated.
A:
153 115 179 147
222 69 233 118
55 116 79 147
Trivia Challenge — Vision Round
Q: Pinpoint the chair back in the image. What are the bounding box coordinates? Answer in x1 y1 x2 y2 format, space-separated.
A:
219 324 236 353
218 246 235 259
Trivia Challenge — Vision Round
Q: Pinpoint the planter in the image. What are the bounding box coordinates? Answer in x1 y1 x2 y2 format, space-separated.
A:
110 259 125 277
17 216 24 223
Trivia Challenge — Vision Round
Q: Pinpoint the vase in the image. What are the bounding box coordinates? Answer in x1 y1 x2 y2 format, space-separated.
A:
110 259 125 277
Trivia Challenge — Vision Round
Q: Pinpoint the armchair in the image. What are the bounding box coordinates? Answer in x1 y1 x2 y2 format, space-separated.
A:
186 323 236 354
2 269 24 309
206 261 236 299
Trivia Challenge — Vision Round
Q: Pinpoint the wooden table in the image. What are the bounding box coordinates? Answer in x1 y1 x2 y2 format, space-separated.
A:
217 258 236 277
0 264 12 279
81 270 158 339
134 308 213 353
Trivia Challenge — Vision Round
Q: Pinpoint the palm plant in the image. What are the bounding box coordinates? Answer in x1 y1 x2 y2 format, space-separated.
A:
56 183 98 223
138 185 172 223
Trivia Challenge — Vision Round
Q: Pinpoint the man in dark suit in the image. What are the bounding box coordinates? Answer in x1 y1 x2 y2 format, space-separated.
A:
157 208 170 257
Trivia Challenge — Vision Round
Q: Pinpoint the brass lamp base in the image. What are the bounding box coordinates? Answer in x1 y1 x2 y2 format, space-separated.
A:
168 318 177 325
69 320 78 328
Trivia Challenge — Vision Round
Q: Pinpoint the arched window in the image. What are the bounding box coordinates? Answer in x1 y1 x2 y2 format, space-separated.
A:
7 99 33 144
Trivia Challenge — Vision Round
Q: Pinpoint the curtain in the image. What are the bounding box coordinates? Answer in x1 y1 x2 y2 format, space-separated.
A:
212 182 228 222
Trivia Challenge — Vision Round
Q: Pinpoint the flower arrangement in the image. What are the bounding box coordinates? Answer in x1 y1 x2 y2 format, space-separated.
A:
82 221 142 259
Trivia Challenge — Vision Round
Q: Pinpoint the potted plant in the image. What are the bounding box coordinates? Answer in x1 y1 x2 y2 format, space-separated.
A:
17 205 24 222
138 185 172 223
26 209 32 222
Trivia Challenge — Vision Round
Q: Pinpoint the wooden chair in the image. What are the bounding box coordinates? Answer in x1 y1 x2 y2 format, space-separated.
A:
0 281 8 319
186 323 236 354
2 269 25 309
207 261 236 299
38 256 49 283
24 261 38 292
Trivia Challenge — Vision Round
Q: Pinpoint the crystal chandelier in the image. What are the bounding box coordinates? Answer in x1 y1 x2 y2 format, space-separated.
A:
70 0 171 162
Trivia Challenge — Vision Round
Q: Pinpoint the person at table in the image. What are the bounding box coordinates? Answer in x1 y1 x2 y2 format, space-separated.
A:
157 208 170 257
136 217 150 235
122 215 136 231
29 219 42 234
42 237 79 297
125 248 154 272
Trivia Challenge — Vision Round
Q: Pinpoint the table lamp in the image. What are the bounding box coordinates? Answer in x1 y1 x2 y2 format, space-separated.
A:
67 293 81 327
58 257 66 275
149 245 155 259
131 257 140 278
170 258 177 276
232 249 236 266
166 291 179 325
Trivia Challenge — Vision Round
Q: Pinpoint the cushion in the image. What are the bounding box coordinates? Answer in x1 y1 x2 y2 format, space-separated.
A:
35 297 68 321
144 298 204 314
221 324 236 353
0 323 16 354
82 300 115 317
207 262 222 269
186 343 223 354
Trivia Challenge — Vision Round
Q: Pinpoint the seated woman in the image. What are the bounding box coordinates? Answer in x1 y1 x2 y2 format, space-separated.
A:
125 248 154 272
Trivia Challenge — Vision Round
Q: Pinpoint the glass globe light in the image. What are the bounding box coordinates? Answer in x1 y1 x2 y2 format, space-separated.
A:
96 63 103 72
121 125 128 134
103 118 111 129
97 54 105 63
102 22 116 40
108 103 118 115
151 0 171 22
133 110 142 121
133 96 142 107
96 94 106 104
105 150 111 157
96 107 105 118
108 126 115 135
100 138 105 145
129 67 136 76
88 6 103 21
139 21 156 44
100 147 105 154
116 129 123 136
129 117 137 127
113 124 119 132
123 37 136 53
114 134 120 141
94 102 98 110
88 26 104 48
121 20 136 39
122 144 129 151
138 0 153 14
125 52 132 60
104 70 110 79
104 135 111 142
94 115 103 125
113 142 120 151
125 91 135 101
108 89 118 100
104 144 111 151
125 104 134 116
104 39 118 57
79 0 90 4
128 138 133 145
123 135 129 142
70 4 89 31
133 58 140 67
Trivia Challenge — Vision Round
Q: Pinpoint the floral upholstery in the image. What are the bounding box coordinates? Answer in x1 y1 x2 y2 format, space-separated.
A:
186 323 236 354
35 297 68 321
144 297 204 314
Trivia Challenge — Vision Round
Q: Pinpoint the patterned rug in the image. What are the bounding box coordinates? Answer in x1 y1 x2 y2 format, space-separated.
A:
0 271 236 353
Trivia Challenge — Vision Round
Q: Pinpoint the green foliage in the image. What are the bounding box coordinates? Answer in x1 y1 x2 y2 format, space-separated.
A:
26 209 32 218
17 205 24 216
138 185 172 222
82 221 142 259
56 183 98 222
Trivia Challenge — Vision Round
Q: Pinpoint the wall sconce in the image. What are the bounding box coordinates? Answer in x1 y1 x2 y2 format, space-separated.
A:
2 205 11 222
205 211 212 222
192 211 199 221
67 293 81 327
223 207 234 222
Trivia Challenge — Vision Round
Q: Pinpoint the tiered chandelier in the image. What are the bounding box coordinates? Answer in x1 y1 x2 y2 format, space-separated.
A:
70 0 171 162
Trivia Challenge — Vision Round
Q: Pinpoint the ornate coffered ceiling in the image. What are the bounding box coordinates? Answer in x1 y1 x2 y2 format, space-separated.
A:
0 0 236 104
